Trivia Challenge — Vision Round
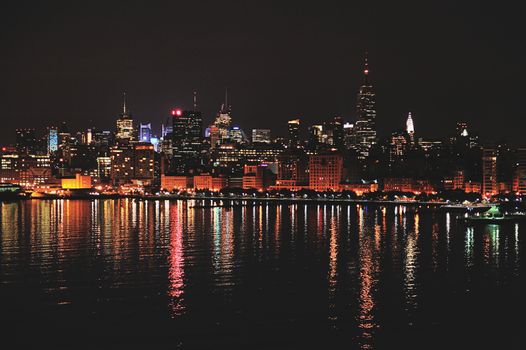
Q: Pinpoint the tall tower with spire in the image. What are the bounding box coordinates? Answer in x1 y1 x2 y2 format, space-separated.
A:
353 52 377 159
406 112 415 143
209 88 232 148
116 92 135 142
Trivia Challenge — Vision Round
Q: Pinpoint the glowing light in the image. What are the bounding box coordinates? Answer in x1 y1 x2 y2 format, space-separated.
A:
171 109 182 116
364 69 369 74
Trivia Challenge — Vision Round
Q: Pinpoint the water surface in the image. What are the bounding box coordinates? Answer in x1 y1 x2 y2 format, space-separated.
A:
0 199 523 349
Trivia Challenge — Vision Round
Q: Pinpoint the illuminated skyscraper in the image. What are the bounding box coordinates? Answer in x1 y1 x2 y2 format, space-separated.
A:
140 123 152 143
47 127 58 154
209 91 232 148
482 147 497 197
172 108 203 173
406 112 414 143
115 93 135 142
354 53 377 158
288 119 301 147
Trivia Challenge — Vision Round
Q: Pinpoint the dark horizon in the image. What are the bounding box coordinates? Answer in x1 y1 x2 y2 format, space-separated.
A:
2 0 525 144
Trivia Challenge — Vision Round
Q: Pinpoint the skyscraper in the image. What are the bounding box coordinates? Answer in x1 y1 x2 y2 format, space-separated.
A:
172 108 203 173
140 123 152 143
115 93 135 142
252 129 271 143
354 54 377 158
16 128 37 155
406 112 415 143
47 127 58 154
482 147 497 197
209 91 232 148
288 119 300 147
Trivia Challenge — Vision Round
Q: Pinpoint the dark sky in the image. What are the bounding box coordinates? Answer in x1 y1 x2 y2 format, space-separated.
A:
1 0 525 144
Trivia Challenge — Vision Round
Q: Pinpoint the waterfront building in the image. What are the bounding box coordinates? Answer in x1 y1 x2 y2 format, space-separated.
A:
277 150 309 184
0 154 52 187
516 148 526 194
308 152 343 192
161 175 193 191
193 174 227 191
133 143 155 182
61 173 92 189
110 144 134 185
242 164 275 191
383 178 435 194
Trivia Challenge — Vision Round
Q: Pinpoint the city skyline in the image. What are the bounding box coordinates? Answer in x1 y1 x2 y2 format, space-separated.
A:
2 1 526 144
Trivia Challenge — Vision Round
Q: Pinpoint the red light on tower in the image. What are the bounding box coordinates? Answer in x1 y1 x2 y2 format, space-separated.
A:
171 109 182 116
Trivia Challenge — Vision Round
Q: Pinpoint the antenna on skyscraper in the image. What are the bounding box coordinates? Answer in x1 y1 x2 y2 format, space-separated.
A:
363 51 370 84
225 87 228 109
123 91 127 115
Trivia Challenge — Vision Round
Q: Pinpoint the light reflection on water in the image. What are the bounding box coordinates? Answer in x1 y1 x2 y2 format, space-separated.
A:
0 199 523 348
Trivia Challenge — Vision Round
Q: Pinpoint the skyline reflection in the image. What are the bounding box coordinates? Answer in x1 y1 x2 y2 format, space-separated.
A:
0 200 523 348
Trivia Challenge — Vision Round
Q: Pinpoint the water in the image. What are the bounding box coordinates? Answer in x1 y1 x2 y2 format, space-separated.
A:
0 199 523 349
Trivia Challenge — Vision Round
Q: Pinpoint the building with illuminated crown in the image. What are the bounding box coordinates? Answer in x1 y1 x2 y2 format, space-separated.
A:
115 93 135 142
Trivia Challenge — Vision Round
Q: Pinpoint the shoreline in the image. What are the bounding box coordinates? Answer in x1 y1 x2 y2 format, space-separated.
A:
1 194 455 206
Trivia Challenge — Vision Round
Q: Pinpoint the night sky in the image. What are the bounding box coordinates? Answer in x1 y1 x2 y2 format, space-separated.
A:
1 1 525 144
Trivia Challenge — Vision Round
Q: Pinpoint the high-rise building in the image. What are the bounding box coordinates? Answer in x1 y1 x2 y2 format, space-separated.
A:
16 128 37 155
47 127 58 154
482 147 497 197
308 125 324 148
140 123 152 143
110 144 134 185
209 93 232 148
323 117 344 148
58 122 71 149
228 126 248 144
406 112 415 143
252 129 271 143
288 119 301 147
354 54 377 158
115 93 135 142
96 156 112 183
133 143 155 181
172 108 203 173
516 148 526 194
390 131 408 162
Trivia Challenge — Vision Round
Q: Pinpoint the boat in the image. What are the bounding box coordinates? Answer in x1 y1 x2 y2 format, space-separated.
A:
440 201 493 213
0 183 25 201
459 206 526 224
